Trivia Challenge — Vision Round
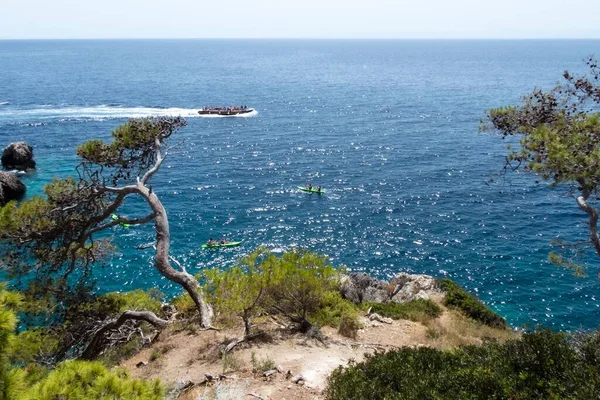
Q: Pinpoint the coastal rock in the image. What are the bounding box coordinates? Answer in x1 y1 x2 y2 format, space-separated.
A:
340 273 390 304
339 272 442 305
0 171 26 205
1 142 36 170
368 313 393 324
263 369 278 377
390 273 439 303
164 380 194 400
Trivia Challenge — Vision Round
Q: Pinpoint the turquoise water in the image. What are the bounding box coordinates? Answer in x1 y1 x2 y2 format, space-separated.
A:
1 39 599 330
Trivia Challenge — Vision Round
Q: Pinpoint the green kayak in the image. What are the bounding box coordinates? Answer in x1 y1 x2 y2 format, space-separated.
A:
202 241 243 249
298 186 326 194
111 214 131 228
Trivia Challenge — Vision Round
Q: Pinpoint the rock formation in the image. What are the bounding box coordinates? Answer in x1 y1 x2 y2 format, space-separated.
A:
0 171 26 205
340 272 440 304
1 141 36 170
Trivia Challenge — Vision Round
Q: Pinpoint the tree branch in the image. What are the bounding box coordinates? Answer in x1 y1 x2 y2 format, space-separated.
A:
576 192 600 280
81 310 169 360
140 136 164 185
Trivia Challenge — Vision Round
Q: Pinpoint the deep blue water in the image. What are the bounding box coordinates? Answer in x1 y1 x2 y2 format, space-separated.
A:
1 39 600 330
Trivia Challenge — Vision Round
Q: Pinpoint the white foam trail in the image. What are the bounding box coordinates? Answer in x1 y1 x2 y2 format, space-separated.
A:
0 105 258 121
0 102 9 106
0 105 200 120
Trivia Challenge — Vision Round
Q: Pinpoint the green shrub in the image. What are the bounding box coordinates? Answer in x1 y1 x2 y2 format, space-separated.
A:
204 248 272 336
23 360 164 400
0 283 163 400
310 291 360 328
221 352 243 373
338 312 361 340
573 330 600 366
426 327 443 339
71 289 163 319
170 293 197 317
250 352 276 374
97 335 144 367
364 299 442 323
8 328 60 365
437 278 507 329
325 329 600 400
265 249 339 331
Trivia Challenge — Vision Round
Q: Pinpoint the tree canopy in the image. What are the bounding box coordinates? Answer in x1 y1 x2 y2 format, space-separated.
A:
0 116 214 361
485 57 600 278
0 283 163 400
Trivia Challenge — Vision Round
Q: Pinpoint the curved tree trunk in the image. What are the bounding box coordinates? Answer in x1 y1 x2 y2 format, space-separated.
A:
576 192 600 281
81 310 168 360
139 183 214 328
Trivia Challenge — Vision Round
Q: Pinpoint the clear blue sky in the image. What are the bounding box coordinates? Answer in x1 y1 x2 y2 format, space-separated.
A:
1 0 599 39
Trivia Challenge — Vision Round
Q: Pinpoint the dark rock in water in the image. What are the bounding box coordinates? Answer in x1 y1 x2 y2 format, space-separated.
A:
0 171 26 205
1 142 36 170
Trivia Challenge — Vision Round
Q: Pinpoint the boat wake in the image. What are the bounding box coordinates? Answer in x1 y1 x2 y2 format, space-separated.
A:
0 105 202 122
0 104 258 123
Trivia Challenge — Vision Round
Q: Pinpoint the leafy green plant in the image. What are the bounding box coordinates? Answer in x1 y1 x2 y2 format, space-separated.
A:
171 293 197 318
310 290 361 328
365 299 442 323
426 327 443 340
338 311 361 340
326 329 600 400
23 360 164 400
204 248 273 336
8 328 60 366
221 352 243 374
0 283 163 400
265 249 339 332
97 336 144 368
250 352 276 374
437 278 507 328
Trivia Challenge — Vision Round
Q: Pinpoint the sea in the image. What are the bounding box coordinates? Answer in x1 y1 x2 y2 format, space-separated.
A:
1 39 599 330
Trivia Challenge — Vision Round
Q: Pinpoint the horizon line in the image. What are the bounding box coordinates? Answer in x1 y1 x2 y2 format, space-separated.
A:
1 37 600 41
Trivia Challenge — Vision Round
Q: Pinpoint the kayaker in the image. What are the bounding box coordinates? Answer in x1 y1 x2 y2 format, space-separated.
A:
207 238 216 245
317 185 322 192
219 237 227 245
307 183 313 190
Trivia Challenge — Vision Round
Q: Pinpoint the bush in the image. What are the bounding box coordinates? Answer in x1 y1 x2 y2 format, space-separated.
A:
338 312 361 340
437 278 507 328
171 293 197 318
204 248 272 336
8 328 60 365
310 291 360 329
325 329 600 400
365 299 442 323
203 249 347 333
69 289 164 321
221 352 244 374
0 282 163 400
250 352 276 374
23 360 164 400
265 249 339 331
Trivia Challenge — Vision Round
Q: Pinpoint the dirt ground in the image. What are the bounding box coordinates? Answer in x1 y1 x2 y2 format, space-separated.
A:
121 306 514 400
